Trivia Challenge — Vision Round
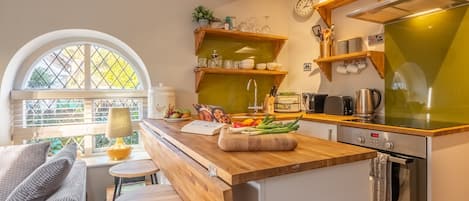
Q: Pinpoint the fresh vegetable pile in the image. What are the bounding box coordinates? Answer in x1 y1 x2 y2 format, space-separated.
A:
240 115 301 135
232 118 262 128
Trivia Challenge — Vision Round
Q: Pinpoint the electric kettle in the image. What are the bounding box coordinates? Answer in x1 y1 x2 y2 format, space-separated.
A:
354 88 381 119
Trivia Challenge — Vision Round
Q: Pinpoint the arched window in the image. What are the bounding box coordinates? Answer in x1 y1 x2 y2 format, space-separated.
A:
11 43 147 155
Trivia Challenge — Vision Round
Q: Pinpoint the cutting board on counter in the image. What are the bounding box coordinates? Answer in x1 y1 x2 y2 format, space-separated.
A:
217 127 297 151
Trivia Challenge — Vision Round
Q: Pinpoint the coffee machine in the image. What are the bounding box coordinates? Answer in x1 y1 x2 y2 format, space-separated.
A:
302 93 328 113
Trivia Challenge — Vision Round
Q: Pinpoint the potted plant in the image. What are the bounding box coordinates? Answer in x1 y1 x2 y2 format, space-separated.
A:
192 5 214 27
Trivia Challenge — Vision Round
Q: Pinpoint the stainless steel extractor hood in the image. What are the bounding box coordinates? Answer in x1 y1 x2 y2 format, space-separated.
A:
347 0 469 24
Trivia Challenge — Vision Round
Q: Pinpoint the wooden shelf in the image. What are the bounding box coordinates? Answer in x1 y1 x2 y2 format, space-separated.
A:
194 28 288 59
313 51 384 81
194 67 288 92
313 0 357 27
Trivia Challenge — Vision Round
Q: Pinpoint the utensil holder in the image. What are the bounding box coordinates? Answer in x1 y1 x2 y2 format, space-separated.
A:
320 40 332 58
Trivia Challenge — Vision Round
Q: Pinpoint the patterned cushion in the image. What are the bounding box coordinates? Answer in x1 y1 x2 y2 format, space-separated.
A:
0 142 50 201
6 143 77 201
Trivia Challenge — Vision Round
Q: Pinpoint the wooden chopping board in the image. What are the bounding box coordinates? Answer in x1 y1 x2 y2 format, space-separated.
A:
217 127 297 151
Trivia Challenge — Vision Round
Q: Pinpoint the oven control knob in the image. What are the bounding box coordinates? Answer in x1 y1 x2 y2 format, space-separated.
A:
384 142 394 150
357 136 365 144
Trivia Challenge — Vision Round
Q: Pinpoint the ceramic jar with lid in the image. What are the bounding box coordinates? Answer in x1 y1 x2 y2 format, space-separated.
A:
148 83 176 119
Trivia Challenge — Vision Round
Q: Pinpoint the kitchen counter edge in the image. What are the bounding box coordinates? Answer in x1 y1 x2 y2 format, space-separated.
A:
231 113 469 137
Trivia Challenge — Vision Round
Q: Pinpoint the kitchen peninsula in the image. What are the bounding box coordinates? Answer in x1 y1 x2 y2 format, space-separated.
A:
140 119 376 201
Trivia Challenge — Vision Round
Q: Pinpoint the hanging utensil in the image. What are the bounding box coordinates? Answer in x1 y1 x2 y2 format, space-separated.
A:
269 85 276 97
322 28 332 42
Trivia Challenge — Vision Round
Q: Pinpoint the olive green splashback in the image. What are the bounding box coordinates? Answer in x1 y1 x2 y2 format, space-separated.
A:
385 5 469 123
198 74 275 113
197 35 277 113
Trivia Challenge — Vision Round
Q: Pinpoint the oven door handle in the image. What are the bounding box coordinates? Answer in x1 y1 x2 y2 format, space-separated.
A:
388 155 413 165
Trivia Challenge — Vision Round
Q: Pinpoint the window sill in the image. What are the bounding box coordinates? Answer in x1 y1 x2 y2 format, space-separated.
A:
80 150 151 168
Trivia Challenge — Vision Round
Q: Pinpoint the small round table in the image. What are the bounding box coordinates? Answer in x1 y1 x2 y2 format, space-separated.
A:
109 159 159 201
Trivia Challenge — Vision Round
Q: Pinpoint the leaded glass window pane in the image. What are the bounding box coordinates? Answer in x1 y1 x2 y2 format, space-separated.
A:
93 98 143 123
30 135 86 155
90 45 140 89
23 99 85 127
26 45 85 89
94 131 139 150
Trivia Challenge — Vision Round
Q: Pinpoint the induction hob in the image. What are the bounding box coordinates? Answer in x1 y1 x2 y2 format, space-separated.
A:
347 116 467 130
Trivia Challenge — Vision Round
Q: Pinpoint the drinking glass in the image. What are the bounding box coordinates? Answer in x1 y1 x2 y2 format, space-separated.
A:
261 16 272 33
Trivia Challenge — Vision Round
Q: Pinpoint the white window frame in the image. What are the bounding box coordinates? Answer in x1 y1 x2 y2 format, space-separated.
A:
11 90 147 156
11 42 149 156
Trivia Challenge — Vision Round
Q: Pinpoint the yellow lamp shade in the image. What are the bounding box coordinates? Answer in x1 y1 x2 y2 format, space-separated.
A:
106 108 132 138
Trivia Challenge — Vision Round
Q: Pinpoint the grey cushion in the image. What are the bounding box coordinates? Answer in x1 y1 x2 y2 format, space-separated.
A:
45 160 87 201
6 143 77 201
0 142 50 201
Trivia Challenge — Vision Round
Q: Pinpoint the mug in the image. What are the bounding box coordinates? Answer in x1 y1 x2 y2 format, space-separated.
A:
346 63 358 74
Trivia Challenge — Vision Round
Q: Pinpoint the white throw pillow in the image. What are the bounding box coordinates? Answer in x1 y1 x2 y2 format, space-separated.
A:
0 142 50 201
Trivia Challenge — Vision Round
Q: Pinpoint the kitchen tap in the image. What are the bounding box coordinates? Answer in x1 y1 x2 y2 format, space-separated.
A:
247 78 263 113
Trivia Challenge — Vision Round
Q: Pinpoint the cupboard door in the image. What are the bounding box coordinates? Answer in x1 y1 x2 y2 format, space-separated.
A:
297 120 337 141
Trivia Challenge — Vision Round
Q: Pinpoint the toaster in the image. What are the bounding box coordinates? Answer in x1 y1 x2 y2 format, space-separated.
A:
324 96 353 115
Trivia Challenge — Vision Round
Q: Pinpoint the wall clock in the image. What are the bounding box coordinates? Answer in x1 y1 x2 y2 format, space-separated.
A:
294 0 314 17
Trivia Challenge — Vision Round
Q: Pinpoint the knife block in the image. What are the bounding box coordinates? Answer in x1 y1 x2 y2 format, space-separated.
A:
263 94 275 114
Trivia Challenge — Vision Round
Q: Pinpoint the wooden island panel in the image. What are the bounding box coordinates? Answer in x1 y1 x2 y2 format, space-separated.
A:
142 119 376 185
141 125 233 201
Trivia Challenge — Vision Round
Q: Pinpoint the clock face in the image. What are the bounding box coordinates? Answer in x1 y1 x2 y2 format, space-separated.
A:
295 0 314 17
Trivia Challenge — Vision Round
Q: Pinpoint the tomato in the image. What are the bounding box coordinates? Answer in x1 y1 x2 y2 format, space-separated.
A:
254 119 262 126
232 122 243 128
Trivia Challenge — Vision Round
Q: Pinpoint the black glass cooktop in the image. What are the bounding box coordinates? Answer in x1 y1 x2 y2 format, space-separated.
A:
347 116 467 130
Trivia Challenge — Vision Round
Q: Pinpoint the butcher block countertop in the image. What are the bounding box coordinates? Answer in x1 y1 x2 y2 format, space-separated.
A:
142 119 376 186
338 120 469 137
231 113 469 137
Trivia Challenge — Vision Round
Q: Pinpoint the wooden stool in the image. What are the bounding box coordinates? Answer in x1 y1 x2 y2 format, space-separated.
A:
109 159 159 201
115 185 182 201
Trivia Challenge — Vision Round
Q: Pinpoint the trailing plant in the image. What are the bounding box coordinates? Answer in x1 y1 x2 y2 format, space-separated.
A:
192 5 214 22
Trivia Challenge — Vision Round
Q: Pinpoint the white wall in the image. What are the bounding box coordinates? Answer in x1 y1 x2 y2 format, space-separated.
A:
285 0 385 113
0 0 290 145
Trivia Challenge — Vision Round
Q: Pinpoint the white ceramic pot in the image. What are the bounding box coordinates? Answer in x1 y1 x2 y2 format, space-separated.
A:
266 62 278 70
148 83 176 119
198 19 209 27
256 63 267 70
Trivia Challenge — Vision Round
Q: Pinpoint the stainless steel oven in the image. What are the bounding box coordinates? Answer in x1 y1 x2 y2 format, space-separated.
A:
338 126 427 201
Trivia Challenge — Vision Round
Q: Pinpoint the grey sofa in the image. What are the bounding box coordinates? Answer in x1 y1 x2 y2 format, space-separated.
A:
46 160 87 201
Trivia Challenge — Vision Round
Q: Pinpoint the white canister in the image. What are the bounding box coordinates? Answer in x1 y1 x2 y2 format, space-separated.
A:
148 83 176 119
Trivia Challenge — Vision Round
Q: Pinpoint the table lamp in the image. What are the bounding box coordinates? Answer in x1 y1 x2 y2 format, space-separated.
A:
106 108 132 160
